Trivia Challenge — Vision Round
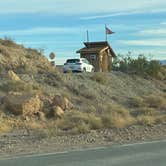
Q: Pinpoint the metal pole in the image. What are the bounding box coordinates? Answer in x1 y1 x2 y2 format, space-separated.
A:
87 30 89 42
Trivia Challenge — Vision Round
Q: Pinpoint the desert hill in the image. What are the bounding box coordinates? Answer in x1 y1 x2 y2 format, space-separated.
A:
0 38 165 135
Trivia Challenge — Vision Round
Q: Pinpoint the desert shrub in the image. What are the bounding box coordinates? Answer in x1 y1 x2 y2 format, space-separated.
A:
0 37 16 47
91 73 108 84
107 104 129 116
101 111 136 128
0 80 34 92
37 72 62 87
0 44 10 56
0 117 11 133
80 88 97 99
129 97 145 108
15 63 38 74
101 103 136 128
70 122 90 134
83 105 96 113
134 107 157 116
87 114 103 130
144 95 166 109
67 81 97 100
56 111 103 134
137 115 156 125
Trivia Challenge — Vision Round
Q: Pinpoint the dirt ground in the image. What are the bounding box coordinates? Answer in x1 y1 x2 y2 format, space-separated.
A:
0 123 166 158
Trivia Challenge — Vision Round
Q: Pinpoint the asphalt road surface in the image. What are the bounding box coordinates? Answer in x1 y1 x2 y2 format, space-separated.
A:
0 140 166 166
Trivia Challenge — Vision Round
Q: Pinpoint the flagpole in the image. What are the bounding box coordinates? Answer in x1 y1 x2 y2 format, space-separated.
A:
105 24 107 41
87 30 89 42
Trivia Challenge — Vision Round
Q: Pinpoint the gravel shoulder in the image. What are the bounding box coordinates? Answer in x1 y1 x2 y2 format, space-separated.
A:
0 124 166 158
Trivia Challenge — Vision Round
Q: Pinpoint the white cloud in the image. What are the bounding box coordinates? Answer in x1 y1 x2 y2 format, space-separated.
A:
139 28 166 36
118 39 166 46
0 0 166 14
81 9 166 20
0 25 103 36
0 27 80 36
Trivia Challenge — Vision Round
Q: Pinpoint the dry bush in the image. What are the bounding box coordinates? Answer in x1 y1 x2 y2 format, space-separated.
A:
25 120 45 130
101 103 136 128
87 114 103 130
144 95 166 109
135 107 157 116
91 73 108 84
155 115 166 123
0 37 17 47
0 44 10 56
83 105 96 113
0 80 37 92
67 81 98 100
70 122 90 134
56 111 90 133
101 111 136 128
55 111 103 134
0 117 11 133
129 97 145 108
137 115 156 125
0 112 24 133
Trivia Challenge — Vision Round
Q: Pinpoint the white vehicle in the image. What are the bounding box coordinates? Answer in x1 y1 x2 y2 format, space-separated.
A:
63 58 94 73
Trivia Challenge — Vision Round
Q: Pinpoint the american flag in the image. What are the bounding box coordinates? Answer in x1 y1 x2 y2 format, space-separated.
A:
106 27 115 35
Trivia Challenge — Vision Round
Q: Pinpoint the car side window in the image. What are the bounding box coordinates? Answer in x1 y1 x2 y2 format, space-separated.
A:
84 59 90 64
82 59 87 64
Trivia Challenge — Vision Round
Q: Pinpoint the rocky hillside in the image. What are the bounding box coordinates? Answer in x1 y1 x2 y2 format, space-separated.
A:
0 39 165 136
0 38 54 74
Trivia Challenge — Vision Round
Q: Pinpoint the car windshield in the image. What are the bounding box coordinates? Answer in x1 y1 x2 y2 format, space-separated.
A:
67 59 80 63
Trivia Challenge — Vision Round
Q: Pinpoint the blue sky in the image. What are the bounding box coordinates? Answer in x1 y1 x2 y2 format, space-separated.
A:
0 0 166 64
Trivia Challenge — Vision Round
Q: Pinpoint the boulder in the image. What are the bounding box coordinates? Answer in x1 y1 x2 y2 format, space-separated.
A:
7 70 21 81
4 93 43 116
52 106 64 118
52 95 73 111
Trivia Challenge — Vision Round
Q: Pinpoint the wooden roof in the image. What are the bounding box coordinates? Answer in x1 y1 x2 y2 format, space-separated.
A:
76 41 116 57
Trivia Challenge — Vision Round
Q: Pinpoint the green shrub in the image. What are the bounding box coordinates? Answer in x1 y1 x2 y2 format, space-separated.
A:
112 54 163 79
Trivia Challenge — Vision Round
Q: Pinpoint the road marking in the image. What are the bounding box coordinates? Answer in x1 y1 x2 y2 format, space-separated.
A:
76 146 106 152
1 139 166 161
121 139 166 147
0 151 69 161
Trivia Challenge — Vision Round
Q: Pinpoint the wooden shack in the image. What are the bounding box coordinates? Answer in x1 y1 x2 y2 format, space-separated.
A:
76 41 116 72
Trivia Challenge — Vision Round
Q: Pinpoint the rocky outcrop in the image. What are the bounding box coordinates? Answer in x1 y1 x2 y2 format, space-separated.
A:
3 93 43 116
7 70 21 81
52 106 64 118
52 95 73 111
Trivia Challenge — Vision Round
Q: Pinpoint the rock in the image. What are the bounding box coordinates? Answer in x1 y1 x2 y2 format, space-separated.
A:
4 93 43 116
7 70 21 81
52 95 73 111
52 106 64 118
34 111 46 121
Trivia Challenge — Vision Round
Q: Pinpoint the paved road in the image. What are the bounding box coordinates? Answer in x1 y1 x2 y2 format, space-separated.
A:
0 140 166 166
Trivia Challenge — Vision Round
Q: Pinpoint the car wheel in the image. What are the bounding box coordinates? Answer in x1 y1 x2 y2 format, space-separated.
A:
83 68 86 73
91 68 95 72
